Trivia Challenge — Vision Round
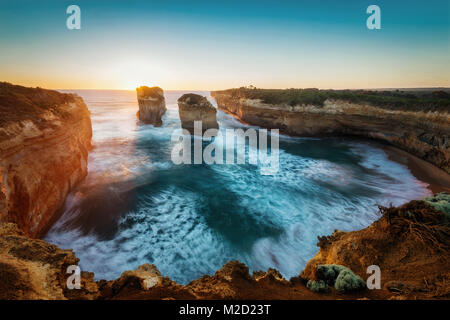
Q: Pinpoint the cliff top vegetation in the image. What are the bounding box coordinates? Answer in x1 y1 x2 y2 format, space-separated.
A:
214 87 450 112
0 82 78 126
136 86 164 99
178 93 214 108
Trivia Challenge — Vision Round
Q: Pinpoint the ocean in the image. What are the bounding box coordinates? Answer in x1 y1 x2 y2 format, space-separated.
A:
44 90 431 284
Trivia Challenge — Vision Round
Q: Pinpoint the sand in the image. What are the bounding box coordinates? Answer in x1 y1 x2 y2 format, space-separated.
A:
383 145 450 194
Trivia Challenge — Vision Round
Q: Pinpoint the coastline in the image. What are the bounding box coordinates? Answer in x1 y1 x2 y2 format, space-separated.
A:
1 83 449 300
383 144 450 194
218 105 448 194
211 90 450 174
1 192 448 300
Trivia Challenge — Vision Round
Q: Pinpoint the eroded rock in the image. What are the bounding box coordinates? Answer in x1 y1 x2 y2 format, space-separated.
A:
0 82 92 237
0 222 98 299
300 193 450 298
136 86 166 126
115 264 161 290
177 93 218 133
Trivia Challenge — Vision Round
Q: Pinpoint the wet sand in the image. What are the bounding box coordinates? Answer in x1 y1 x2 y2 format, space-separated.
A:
383 145 450 194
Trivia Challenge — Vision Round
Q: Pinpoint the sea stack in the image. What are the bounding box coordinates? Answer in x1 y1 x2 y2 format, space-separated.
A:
0 82 92 237
136 86 166 126
177 93 219 133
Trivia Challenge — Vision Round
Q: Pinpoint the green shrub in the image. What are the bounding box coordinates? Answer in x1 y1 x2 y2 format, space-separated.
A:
307 264 366 294
424 192 450 221
306 279 329 293
334 269 366 293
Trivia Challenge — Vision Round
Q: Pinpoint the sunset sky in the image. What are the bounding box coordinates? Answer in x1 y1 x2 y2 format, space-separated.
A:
0 0 449 90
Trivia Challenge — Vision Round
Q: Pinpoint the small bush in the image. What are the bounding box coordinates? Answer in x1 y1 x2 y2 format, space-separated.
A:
306 279 329 293
307 264 366 294
424 192 450 221
334 269 366 293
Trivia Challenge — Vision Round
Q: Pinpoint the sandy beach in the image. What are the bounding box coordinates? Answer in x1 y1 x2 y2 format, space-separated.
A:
384 145 450 194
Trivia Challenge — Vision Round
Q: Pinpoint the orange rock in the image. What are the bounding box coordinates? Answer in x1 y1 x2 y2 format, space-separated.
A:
0 82 92 237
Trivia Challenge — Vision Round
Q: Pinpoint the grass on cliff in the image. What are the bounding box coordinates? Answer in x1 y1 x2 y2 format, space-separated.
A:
216 87 450 112
0 82 77 127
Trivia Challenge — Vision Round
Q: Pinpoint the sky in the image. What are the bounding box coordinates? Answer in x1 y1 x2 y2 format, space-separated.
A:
0 0 449 90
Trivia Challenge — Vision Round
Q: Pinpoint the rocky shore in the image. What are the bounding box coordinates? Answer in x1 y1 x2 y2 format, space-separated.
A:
136 86 166 126
211 88 450 174
0 82 92 237
0 193 448 300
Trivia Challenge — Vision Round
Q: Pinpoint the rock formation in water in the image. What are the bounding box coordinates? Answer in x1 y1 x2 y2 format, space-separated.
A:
211 88 450 173
177 93 218 133
136 86 166 126
0 82 92 238
1 193 448 300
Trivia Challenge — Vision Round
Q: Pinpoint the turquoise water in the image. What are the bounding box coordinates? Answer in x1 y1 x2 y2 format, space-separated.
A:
45 90 431 284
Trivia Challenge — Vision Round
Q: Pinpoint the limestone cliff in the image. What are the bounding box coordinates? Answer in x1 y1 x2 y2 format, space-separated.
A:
177 93 218 133
0 194 448 299
0 82 92 237
0 222 98 299
211 89 450 173
136 86 166 126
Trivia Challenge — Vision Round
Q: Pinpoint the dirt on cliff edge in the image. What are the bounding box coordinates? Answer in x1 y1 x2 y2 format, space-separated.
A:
1 194 448 300
0 82 83 131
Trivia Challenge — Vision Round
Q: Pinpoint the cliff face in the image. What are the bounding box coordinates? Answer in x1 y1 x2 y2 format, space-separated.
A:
0 222 98 299
136 86 166 126
211 91 450 173
177 93 218 133
0 82 92 237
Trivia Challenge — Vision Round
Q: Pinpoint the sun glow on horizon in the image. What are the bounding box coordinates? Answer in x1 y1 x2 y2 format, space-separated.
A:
0 1 449 91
